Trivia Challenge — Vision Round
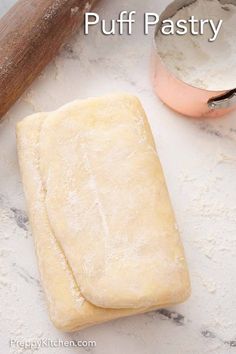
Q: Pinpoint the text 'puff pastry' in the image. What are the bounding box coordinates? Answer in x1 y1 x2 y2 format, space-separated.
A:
16 93 190 332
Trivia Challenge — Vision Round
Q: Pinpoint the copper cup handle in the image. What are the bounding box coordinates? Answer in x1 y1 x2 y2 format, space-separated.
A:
208 89 236 110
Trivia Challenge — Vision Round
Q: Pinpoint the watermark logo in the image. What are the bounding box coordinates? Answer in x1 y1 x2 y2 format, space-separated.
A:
9 338 96 350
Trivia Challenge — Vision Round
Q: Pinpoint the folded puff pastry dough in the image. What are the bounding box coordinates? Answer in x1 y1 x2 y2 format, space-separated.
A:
17 93 190 332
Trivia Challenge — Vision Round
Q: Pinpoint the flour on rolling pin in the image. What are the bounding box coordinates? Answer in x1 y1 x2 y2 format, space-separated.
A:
156 0 236 90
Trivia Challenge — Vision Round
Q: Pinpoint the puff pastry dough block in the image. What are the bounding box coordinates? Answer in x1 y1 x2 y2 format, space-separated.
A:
17 93 190 332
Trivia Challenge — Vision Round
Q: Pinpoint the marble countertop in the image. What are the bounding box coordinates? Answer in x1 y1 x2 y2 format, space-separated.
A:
0 0 236 353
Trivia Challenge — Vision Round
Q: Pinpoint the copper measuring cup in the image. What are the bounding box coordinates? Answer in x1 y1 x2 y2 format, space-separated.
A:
152 0 236 118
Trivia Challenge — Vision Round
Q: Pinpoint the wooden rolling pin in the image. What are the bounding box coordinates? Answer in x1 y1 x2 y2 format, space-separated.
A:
0 0 98 118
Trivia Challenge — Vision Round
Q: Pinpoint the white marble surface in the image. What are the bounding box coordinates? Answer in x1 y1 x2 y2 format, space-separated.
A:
0 1 236 353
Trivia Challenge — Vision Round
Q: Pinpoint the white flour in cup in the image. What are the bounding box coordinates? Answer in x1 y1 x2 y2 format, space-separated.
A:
156 0 236 90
